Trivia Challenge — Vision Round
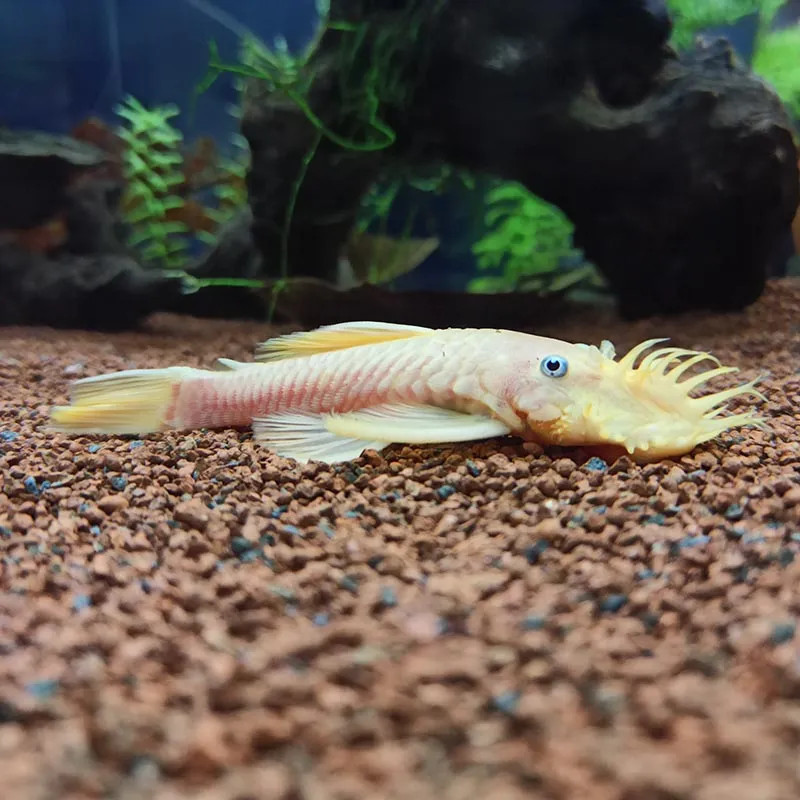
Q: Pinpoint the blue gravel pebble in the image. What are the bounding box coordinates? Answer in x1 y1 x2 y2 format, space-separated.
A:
492 690 521 715
724 504 744 521
679 534 711 549
523 540 549 565
72 594 92 611
436 484 456 500
640 611 660 630
0 430 18 442
26 679 59 700
339 575 360 594
282 524 302 537
23 476 39 495
379 586 397 607
88 444 102 453
465 460 481 477
270 586 296 601
599 594 628 613
312 613 329 627
230 537 254 557
771 622 796 645
109 476 127 491
521 614 546 631
129 440 144 449
585 457 608 472
636 569 655 580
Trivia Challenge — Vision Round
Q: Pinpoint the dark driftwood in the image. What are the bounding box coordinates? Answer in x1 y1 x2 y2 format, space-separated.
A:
241 0 799 320
253 278 576 329
0 130 106 230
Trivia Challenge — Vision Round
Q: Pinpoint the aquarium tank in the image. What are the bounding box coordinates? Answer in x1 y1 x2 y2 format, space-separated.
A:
4 5 800 797
0 0 798 328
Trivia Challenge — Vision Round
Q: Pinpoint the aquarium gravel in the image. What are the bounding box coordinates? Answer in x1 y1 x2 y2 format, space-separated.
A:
2 280 800 799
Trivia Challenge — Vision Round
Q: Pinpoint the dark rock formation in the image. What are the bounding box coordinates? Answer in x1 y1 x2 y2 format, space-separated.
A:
241 0 799 319
0 130 106 230
0 130 185 330
0 243 182 330
0 128 268 329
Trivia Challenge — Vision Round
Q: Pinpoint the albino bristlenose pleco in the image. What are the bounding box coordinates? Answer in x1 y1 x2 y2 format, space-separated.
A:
49 321 767 464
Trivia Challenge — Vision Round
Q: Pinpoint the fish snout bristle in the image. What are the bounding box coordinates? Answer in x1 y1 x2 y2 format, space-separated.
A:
608 340 769 457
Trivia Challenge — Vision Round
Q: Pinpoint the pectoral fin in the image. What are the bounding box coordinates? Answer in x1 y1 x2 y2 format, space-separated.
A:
251 402 512 464
325 403 512 444
252 411 390 464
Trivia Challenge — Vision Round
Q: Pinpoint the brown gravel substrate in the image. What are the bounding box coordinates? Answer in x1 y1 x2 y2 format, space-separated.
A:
2 279 800 800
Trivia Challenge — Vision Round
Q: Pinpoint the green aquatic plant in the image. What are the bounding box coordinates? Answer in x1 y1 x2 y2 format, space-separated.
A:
665 1 800 118
468 181 594 294
114 95 191 269
665 0 783 50
204 81 251 236
752 22 800 116
195 0 446 281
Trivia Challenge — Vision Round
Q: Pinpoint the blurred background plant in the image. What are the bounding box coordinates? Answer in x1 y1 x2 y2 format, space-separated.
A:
55 0 799 298
115 95 192 268
466 182 593 295
667 0 800 115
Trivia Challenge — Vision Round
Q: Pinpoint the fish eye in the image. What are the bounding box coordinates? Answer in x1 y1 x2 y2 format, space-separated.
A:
540 354 568 378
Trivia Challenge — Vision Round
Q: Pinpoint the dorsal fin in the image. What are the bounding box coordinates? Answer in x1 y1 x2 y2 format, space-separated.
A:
253 321 434 363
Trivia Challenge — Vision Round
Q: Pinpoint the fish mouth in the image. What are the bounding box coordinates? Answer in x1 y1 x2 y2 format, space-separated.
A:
576 338 768 461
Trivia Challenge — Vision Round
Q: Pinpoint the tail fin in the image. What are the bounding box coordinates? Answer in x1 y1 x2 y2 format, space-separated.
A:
49 366 199 435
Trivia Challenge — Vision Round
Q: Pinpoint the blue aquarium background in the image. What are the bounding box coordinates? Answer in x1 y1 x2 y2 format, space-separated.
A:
0 0 798 294
0 0 317 144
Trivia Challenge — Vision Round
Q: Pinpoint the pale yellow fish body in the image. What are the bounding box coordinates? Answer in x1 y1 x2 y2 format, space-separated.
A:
49 321 766 464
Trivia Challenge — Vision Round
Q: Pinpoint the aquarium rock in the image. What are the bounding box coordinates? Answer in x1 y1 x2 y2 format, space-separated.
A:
241 0 799 319
0 130 106 230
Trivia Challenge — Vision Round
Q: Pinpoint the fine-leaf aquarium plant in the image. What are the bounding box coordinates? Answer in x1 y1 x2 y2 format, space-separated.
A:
115 95 191 269
468 181 588 294
195 0 447 284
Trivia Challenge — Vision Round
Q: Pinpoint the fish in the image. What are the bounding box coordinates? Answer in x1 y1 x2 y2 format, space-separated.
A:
47 321 768 464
